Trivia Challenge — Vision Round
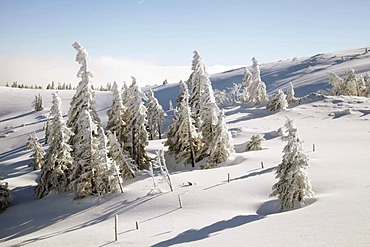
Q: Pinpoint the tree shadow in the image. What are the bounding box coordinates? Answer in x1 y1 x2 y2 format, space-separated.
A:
358 109 370 117
0 158 32 179
231 166 276 182
152 214 265 247
256 198 317 216
0 190 169 246
0 111 35 123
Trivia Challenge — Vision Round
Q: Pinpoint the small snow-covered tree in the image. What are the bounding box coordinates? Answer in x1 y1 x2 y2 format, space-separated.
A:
122 77 150 170
202 110 234 169
271 117 314 210
26 132 45 170
106 81 126 143
107 131 137 181
35 93 74 199
329 69 367 97
0 182 11 213
267 90 288 111
241 67 253 102
364 73 370 97
146 89 165 140
245 57 268 105
229 83 243 103
245 134 264 151
287 82 297 103
32 94 44 112
328 72 345 96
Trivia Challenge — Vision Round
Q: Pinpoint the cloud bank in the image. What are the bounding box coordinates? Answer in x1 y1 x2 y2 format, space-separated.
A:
0 53 243 88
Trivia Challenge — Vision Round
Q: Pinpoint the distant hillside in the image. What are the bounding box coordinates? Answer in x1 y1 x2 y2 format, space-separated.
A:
152 47 370 108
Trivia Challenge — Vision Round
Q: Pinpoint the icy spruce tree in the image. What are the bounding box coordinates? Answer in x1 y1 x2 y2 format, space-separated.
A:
122 77 150 170
245 57 268 105
241 67 253 102
328 72 345 96
26 132 45 170
198 68 221 160
364 73 370 97
201 110 234 169
267 90 288 111
35 94 74 199
271 117 314 210
33 94 44 112
245 134 264 152
146 89 166 140
165 81 187 154
107 131 137 181
106 81 126 143
188 50 208 128
329 69 367 97
176 82 201 167
287 82 297 104
67 42 101 148
95 127 123 195
69 109 100 199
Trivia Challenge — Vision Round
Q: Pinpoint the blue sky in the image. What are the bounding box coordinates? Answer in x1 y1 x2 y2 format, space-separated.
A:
1 0 370 85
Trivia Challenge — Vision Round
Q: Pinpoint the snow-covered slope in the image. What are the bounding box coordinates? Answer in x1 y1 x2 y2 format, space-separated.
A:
1 47 370 246
153 47 370 108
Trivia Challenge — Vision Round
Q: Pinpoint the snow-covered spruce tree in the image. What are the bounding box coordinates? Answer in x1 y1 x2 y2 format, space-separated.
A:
329 69 367 97
121 81 129 107
245 134 264 152
0 182 11 213
364 73 370 97
328 72 345 96
241 67 253 102
287 82 297 104
176 82 201 167
26 132 45 170
69 109 100 199
122 77 150 170
67 42 101 148
69 112 122 198
198 73 220 160
146 89 166 140
188 50 208 128
165 81 187 154
267 90 288 111
271 117 314 210
106 81 126 143
107 131 137 181
35 93 74 199
95 127 123 195
201 110 234 169
245 57 268 105
32 94 44 112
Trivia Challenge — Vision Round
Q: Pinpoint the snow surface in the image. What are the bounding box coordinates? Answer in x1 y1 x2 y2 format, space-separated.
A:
1 48 370 246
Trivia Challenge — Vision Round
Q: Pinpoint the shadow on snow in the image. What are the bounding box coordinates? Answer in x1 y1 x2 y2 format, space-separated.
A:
152 215 265 247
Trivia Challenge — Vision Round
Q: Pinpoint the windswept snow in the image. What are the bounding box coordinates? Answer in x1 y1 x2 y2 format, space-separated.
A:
1 47 370 246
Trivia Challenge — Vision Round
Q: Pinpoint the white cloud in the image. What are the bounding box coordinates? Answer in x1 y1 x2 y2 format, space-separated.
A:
0 53 243 88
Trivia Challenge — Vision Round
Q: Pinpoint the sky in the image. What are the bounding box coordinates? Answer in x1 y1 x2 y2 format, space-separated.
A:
1 0 370 87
